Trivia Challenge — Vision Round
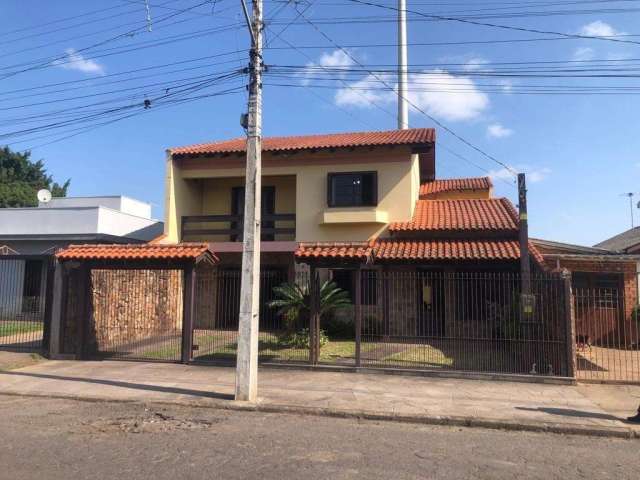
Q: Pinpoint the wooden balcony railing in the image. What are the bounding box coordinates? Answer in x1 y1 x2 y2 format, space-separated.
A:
181 213 296 241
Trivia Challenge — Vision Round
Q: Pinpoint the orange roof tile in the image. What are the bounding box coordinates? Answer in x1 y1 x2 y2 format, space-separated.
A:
294 240 543 265
295 242 373 261
169 128 435 157
389 198 518 233
374 239 522 261
420 177 492 199
56 243 217 262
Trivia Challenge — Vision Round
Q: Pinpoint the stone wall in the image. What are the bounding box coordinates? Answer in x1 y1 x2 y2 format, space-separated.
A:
87 269 183 351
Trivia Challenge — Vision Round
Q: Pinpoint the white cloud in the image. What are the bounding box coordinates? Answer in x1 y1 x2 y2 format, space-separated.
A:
572 47 595 61
489 165 551 184
487 123 513 139
462 57 489 71
53 48 105 75
335 69 489 122
579 20 625 38
318 50 354 68
498 79 514 93
301 49 354 85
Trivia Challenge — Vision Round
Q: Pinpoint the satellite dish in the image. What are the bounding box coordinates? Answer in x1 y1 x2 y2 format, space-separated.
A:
37 189 52 204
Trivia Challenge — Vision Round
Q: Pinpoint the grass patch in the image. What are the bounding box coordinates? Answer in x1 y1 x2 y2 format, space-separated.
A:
0 321 42 338
381 344 454 368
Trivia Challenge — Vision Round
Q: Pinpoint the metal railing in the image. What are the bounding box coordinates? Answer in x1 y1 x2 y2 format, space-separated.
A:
574 287 638 383
181 213 296 241
59 265 575 378
0 256 49 352
192 268 309 364
354 271 568 376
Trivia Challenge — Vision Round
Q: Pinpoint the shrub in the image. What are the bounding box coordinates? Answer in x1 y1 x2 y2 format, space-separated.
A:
282 328 329 349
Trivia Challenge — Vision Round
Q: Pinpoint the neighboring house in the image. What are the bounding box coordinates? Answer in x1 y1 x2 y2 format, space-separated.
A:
0 195 163 321
532 238 640 344
596 227 640 254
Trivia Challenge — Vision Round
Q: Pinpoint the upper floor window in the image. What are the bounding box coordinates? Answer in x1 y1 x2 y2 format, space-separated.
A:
327 172 377 207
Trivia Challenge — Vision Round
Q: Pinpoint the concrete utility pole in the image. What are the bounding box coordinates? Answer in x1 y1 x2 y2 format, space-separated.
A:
236 0 263 402
518 173 533 311
397 0 409 129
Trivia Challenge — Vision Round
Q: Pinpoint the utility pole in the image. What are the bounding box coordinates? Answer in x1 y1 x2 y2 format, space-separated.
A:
236 0 263 402
623 192 635 228
397 0 408 129
518 173 533 318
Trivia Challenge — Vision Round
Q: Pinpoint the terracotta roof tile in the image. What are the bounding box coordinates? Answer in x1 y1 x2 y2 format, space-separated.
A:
295 242 373 260
169 128 435 157
420 177 492 199
294 240 544 264
389 198 518 233
56 243 217 262
374 239 522 261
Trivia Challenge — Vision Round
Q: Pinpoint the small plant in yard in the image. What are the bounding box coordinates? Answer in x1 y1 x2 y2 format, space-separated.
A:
282 328 329 349
268 280 351 347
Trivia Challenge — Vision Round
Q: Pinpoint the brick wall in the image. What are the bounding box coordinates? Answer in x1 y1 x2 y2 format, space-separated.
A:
544 258 638 321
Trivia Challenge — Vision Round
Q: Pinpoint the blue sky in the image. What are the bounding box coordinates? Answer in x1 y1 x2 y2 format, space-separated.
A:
2 0 639 246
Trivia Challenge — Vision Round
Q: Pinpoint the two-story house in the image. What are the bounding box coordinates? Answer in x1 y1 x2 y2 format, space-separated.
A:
163 128 538 270
161 128 544 340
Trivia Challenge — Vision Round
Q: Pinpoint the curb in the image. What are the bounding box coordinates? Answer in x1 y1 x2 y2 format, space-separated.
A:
1 390 637 440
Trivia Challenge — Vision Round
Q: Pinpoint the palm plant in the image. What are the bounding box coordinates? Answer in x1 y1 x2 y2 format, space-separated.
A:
268 280 352 333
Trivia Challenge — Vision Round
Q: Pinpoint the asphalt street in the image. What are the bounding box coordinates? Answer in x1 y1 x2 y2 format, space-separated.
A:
0 395 637 480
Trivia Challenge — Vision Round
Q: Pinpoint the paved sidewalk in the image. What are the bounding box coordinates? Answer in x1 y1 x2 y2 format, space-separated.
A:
1 360 639 438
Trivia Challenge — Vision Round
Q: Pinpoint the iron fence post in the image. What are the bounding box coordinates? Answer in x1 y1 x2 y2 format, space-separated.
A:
41 257 56 355
354 267 362 368
562 270 577 378
310 266 321 365
181 264 196 364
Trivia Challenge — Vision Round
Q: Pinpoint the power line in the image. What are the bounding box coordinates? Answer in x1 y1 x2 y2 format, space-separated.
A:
0 0 219 80
345 0 640 46
263 22 513 185
292 6 519 176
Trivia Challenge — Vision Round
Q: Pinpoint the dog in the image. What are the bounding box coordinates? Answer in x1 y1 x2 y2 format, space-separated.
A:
576 334 592 352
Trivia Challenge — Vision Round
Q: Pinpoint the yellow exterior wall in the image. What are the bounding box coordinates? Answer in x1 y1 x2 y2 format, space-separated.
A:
163 152 202 243
167 146 418 243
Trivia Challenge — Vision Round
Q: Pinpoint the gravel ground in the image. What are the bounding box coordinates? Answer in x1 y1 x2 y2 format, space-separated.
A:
0 394 637 480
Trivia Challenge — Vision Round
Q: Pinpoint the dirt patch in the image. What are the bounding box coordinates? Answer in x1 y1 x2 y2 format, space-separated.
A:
77 408 222 434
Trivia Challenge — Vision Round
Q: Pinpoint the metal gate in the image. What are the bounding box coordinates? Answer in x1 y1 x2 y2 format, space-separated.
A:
62 267 184 361
574 287 639 383
191 268 310 364
0 255 51 352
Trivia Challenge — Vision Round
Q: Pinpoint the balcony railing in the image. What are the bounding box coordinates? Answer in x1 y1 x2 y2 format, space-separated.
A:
181 213 296 241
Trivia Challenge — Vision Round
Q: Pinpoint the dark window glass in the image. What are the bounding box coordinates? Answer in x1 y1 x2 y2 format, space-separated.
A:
327 172 377 207
230 186 276 241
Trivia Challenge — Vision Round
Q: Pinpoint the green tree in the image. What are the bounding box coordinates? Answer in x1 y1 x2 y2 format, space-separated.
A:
0 146 70 207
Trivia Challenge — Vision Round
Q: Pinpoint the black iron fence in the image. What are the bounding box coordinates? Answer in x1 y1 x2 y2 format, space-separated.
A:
574 287 639 383
0 256 50 352
192 268 310 364
59 265 578 378
356 271 569 376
